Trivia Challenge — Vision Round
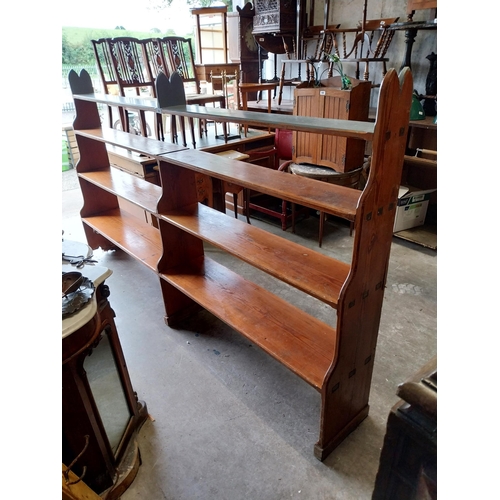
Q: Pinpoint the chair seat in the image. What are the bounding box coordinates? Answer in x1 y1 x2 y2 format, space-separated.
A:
289 163 344 180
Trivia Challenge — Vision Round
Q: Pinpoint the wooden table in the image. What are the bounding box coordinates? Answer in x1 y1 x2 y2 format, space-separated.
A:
239 82 278 113
238 82 278 136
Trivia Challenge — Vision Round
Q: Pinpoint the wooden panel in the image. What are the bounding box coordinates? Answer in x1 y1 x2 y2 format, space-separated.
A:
160 256 336 390
160 203 350 307
82 208 162 271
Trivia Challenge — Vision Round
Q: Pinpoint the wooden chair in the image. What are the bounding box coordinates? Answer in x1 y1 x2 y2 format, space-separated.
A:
277 28 339 105
331 17 399 84
155 71 196 148
91 38 118 129
238 81 277 136
284 163 366 246
105 37 163 139
245 129 307 231
153 36 226 139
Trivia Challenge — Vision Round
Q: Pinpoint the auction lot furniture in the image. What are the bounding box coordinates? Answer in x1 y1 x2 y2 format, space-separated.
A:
69 67 413 461
62 260 147 498
372 357 437 499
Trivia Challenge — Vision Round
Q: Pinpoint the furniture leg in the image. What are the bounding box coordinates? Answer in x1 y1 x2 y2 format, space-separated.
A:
138 110 148 136
278 62 286 105
319 211 325 247
170 116 178 144
244 189 251 224
189 117 196 148
180 116 187 147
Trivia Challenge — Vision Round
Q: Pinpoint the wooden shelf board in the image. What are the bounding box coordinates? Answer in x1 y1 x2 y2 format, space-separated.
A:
160 204 349 307
160 256 336 389
79 169 161 213
72 94 374 140
159 150 360 220
82 208 162 271
76 128 188 156
163 105 375 141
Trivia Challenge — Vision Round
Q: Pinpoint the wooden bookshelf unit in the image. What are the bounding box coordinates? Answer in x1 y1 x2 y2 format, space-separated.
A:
69 67 413 461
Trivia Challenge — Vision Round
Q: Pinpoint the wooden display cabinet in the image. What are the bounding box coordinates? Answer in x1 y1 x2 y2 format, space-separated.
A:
293 79 371 172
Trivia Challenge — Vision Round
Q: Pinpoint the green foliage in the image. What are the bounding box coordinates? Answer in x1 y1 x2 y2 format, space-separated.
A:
62 26 181 66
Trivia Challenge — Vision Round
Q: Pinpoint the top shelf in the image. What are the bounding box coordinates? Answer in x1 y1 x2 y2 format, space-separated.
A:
72 93 375 142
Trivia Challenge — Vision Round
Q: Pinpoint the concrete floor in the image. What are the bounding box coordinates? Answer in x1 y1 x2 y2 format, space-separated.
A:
62 167 437 500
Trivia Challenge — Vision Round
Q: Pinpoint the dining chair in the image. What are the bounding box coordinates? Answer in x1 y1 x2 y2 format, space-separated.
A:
277 28 339 105
91 38 120 129
106 37 163 139
330 17 399 85
244 129 306 231
283 163 366 246
156 36 226 139
155 71 196 148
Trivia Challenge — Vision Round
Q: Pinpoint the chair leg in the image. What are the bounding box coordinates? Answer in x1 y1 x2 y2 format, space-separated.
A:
189 117 196 148
232 193 238 219
180 116 187 147
278 63 286 105
170 116 178 144
107 106 113 129
244 188 251 224
319 211 325 247
138 110 147 136
281 200 288 231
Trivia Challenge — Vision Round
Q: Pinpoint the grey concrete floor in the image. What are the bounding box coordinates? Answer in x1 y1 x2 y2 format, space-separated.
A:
62 167 437 500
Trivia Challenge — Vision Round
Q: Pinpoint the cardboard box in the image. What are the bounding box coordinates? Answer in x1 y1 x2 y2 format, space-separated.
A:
393 186 436 232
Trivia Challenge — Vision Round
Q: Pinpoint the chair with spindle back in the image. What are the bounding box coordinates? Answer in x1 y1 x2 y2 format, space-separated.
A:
277 28 339 105
330 17 399 85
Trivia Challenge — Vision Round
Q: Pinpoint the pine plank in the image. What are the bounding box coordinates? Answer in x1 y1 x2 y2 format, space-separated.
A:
79 169 161 213
163 105 375 141
75 128 187 156
159 150 360 220
161 256 337 389
82 208 162 271
71 93 374 140
160 203 350 307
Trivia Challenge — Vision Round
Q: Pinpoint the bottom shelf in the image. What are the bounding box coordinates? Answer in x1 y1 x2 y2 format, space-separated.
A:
160 256 337 390
82 208 162 271
394 224 437 250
